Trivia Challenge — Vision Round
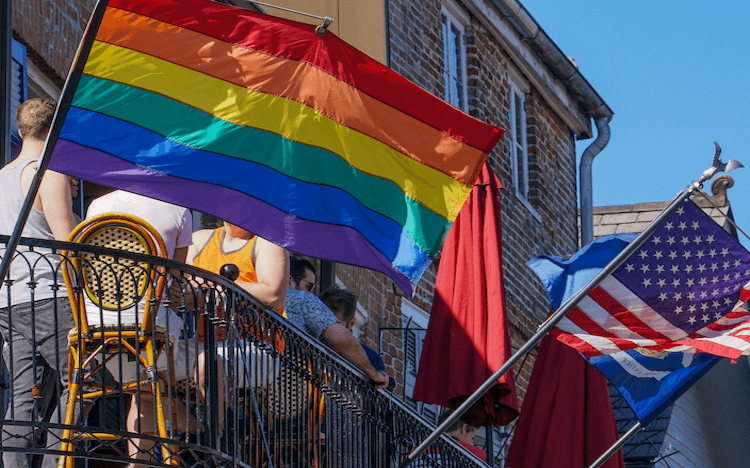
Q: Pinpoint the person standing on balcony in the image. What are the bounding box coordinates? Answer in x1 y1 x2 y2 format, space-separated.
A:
0 98 84 468
189 221 289 311
84 189 202 465
85 189 193 336
285 257 390 389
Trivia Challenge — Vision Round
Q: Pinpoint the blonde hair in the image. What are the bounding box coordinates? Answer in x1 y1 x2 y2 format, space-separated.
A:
16 98 56 139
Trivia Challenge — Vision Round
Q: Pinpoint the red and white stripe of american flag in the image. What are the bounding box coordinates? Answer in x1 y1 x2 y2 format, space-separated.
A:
552 276 750 359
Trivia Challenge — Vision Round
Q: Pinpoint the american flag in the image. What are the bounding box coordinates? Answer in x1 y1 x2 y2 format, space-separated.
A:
551 199 750 359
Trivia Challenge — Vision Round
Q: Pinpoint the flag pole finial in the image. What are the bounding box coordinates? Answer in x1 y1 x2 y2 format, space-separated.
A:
691 141 743 192
315 16 334 36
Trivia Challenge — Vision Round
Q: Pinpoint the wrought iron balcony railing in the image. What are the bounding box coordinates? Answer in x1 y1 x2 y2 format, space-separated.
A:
0 235 486 468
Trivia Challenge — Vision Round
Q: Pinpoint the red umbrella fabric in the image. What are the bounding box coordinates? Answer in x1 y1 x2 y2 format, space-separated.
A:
505 335 625 468
412 163 519 427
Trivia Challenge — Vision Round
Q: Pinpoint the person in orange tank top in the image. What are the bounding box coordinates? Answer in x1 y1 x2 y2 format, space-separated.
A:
189 221 289 310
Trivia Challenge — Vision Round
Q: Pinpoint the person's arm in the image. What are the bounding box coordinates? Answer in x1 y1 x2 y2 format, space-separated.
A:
173 246 188 263
39 170 77 241
234 237 289 309
321 323 390 389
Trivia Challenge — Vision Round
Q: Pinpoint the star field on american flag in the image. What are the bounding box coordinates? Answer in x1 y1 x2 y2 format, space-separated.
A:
613 200 750 335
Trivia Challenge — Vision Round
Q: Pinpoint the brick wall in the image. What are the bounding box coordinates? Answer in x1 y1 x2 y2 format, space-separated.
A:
13 0 94 83
332 0 583 407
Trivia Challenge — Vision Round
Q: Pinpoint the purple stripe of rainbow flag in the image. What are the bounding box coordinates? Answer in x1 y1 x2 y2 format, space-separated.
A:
48 0 504 295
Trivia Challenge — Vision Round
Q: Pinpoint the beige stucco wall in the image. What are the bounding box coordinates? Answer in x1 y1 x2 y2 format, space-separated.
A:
260 0 387 63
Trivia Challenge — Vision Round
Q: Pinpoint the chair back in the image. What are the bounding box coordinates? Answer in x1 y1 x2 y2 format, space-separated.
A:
63 214 168 335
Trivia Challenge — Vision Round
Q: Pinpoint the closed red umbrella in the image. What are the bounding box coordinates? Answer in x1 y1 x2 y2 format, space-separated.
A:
412 163 519 427
505 335 624 468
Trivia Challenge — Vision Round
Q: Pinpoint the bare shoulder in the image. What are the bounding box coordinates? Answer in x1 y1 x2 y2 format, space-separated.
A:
254 235 286 255
187 228 216 264
253 236 289 280
191 228 215 247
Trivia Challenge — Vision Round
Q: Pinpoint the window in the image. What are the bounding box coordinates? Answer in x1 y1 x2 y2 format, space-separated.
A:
8 39 28 165
509 84 528 200
402 313 425 399
441 3 468 111
401 299 440 425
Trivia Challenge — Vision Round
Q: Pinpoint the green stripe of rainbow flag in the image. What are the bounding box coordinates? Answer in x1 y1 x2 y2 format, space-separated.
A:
48 0 504 295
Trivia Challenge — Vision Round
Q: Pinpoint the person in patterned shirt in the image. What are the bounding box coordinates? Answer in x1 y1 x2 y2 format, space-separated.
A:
284 257 389 389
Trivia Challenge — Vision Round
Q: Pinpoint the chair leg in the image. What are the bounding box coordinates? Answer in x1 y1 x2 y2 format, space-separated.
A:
146 339 178 466
150 377 177 465
58 381 79 468
58 347 81 468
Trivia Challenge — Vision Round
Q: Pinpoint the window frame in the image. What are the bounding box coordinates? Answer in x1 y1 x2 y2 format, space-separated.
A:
440 2 469 111
401 299 440 425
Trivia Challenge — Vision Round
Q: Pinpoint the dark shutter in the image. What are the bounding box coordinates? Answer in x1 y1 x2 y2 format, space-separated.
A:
9 39 27 163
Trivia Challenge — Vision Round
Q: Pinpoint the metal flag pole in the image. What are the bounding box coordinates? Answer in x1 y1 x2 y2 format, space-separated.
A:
231 0 334 35
588 422 643 468
398 144 742 467
0 0 110 286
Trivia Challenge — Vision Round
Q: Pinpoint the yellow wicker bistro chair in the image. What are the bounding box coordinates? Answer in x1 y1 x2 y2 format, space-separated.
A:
59 213 177 468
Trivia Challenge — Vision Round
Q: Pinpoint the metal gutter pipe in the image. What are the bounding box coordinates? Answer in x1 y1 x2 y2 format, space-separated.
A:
579 116 611 244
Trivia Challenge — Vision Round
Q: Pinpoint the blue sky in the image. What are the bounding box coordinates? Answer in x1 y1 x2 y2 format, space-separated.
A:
520 1 750 245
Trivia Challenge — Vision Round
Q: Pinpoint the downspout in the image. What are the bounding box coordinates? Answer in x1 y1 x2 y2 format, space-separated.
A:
579 116 611 245
490 0 614 246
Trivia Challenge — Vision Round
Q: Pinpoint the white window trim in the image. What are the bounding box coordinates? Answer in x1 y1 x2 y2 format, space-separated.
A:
441 1 469 111
334 277 369 339
401 299 428 400
28 61 61 100
504 74 541 221
400 299 441 424
401 298 430 328
442 0 470 27
517 192 542 222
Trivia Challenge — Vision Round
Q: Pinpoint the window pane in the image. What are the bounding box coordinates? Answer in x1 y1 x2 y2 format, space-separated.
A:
442 17 450 64
515 95 523 145
450 24 460 75
452 24 463 108
451 78 460 107
443 72 451 102
510 90 528 199
517 145 526 195
441 17 451 102
441 11 466 109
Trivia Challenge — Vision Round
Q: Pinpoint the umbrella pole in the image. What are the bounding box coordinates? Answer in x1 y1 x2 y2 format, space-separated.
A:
587 422 643 468
399 186 698 468
484 423 494 466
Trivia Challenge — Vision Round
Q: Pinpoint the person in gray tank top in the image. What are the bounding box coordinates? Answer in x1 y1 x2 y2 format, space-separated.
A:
0 98 87 468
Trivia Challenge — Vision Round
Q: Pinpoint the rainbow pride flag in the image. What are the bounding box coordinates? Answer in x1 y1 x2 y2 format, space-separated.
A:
48 0 503 296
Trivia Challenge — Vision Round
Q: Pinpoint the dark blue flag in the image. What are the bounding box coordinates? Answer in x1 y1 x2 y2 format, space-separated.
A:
588 348 717 424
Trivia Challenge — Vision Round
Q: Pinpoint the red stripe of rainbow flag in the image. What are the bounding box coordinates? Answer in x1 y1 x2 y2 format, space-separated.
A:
48 0 504 296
